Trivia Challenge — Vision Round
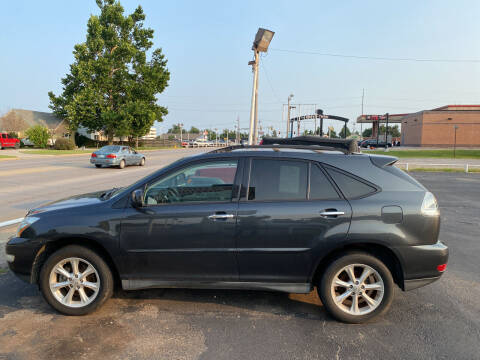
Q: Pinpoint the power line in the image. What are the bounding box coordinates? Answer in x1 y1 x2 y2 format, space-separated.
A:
260 61 283 104
270 48 480 63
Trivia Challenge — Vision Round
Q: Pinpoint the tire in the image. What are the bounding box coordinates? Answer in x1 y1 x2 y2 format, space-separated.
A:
119 160 125 169
39 245 114 316
318 252 394 323
95 164 102 168
15 143 20 149
139 157 145 166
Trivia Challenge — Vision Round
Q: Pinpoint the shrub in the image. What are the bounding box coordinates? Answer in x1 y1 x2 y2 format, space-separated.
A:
8 132 18 139
25 125 50 148
54 137 76 150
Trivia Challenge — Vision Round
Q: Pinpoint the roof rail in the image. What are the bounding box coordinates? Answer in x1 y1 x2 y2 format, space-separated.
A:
209 144 350 154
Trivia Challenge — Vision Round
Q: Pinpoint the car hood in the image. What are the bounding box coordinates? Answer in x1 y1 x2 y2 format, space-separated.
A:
28 190 107 215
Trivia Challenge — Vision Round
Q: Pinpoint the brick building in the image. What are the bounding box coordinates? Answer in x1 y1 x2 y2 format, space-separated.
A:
357 105 480 147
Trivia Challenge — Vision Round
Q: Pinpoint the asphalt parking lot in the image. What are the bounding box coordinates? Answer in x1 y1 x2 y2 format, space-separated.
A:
0 156 479 359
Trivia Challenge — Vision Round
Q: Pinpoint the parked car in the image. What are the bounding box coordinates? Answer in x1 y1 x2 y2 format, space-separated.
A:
90 145 145 169
360 139 392 148
0 132 20 149
6 141 447 323
21 137 56 147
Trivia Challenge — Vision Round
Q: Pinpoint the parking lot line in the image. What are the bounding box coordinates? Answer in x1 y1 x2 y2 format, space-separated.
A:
0 217 23 228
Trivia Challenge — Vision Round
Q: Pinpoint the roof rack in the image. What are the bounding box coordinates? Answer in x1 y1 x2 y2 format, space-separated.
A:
210 144 350 154
261 136 359 153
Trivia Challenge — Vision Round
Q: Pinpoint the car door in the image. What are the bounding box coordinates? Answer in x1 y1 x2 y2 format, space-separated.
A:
120 158 242 283
235 158 352 284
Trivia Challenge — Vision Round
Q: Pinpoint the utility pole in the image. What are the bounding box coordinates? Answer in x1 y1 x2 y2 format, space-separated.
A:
453 125 459 158
286 94 294 138
385 113 389 149
361 88 364 138
179 123 183 144
297 104 301 136
236 116 240 144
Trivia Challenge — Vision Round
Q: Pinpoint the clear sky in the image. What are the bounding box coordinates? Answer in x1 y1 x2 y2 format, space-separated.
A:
1 0 479 135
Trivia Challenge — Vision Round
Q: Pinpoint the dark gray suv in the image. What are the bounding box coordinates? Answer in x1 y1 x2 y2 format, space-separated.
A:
6 142 448 323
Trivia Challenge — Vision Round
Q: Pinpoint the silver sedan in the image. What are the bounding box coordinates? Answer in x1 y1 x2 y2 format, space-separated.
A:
90 145 146 169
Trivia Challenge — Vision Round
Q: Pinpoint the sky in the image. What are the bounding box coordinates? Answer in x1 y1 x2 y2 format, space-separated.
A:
1 0 479 135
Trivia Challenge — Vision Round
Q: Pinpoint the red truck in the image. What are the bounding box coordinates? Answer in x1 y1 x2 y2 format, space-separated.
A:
0 132 21 149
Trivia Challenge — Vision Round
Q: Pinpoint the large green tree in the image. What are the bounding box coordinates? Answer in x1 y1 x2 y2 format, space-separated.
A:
49 0 170 144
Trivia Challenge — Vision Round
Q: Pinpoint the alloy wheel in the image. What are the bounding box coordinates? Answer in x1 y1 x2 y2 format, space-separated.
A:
330 263 384 316
48 257 100 308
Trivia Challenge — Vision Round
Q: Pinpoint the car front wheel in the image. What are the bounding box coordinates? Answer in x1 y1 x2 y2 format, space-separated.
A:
139 157 145 166
119 160 125 169
318 252 394 323
39 245 114 315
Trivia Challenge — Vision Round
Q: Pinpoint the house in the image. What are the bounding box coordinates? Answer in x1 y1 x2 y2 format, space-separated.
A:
0 109 68 139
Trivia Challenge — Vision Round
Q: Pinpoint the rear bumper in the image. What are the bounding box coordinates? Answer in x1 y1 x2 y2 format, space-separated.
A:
395 240 448 291
90 158 121 166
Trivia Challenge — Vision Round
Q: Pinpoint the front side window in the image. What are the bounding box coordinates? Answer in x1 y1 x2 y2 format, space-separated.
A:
248 159 308 201
144 160 238 205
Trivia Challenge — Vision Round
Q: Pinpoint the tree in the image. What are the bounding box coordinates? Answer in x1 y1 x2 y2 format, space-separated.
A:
48 0 170 144
272 129 278 137
25 125 50 148
189 126 200 134
339 126 351 139
362 128 373 138
167 124 182 133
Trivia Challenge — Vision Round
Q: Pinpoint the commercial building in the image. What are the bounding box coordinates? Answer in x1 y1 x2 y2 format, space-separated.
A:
357 105 480 147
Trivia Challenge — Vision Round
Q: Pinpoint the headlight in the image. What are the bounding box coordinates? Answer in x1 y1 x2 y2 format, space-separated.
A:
421 192 439 216
16 216 40 237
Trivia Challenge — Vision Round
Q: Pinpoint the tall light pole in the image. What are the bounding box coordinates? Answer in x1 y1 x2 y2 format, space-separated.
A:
248 28 275 145
453 125 459 158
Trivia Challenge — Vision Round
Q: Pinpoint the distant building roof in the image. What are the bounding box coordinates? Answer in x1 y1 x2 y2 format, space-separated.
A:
430 105 480 111
0 109 64 132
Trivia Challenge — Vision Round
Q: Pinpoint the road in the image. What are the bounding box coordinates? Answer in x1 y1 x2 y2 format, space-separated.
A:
0 148 208 223
0 153 479 359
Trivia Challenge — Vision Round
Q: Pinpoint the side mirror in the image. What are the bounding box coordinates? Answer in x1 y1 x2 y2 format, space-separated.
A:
131 189 144 208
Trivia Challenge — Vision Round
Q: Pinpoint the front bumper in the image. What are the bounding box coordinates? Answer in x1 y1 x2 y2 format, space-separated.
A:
395 240 448 291
5 236 43 284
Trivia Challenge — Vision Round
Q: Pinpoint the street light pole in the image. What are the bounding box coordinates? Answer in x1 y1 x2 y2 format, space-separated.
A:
286 94 293 138
454 125 459 158
248 28 274 145
248 51 259 145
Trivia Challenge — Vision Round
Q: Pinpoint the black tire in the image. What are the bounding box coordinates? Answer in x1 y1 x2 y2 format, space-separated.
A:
318 252 394 323
139 157 145 166
15 143 20 149
39 245 114 316
118 160 125 169
95 164 102 168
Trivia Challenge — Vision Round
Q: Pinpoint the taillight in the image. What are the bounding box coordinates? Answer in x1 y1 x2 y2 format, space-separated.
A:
91 153 97 157
106 154 116 159
437 264 447 272
421 192 439 216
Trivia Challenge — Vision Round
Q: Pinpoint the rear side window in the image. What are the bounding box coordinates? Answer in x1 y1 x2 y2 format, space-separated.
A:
310 164 340 200
325 167 377 199
249 159 307 201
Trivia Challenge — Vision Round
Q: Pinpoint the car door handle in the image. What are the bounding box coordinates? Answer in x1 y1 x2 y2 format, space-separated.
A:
319 210 345 217
208 213 235 220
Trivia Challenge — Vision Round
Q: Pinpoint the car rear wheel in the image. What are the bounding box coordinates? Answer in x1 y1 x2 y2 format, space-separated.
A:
39 245 113 315
95 164 102 168
119 160 125 169
139 157 145 166
318 252 394 323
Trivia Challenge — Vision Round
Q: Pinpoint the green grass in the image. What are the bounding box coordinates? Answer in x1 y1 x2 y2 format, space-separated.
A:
0 268 8 275
20 149 93 155
366 149 480 159
0 155 17 159
134 146 176 151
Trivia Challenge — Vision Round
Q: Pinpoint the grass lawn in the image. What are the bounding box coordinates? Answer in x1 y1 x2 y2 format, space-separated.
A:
407 167 480 173
367 149 480 159
135 146 175 151
0 155 17 159
20 149 93 155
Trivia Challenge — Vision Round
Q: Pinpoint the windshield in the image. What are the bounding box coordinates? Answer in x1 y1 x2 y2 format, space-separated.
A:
97 145 121 153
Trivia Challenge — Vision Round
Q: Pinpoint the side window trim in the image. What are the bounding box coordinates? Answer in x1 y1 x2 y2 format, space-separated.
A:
321 163 381 200
143 157 241 207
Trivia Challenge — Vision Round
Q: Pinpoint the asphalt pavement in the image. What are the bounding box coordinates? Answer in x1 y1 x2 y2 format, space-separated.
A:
0 154 479 359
